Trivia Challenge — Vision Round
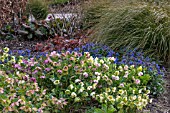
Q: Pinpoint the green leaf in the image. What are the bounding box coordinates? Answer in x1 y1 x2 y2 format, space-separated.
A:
94 108 105 113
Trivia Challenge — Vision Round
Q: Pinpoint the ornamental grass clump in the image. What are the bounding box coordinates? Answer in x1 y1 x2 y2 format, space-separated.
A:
0 47 155 112
92 1 170 64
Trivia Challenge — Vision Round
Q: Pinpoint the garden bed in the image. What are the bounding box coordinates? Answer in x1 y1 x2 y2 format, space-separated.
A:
0 0 170 112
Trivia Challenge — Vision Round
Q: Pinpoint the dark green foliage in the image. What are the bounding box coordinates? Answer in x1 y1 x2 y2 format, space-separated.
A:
0 17 82 40
0 22 55 40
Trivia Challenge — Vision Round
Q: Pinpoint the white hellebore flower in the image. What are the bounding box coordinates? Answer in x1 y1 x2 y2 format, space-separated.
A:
69 84 74 90
95 72 101 76
99 59 104 64
109 57 116 61
75 79 81 83
71 92 77 98
124 65 129 70
90 92 96 98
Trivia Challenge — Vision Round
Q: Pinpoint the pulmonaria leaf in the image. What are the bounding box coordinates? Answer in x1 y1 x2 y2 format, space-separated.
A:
35 30 43 36
17 30 29 35
22 24 31 29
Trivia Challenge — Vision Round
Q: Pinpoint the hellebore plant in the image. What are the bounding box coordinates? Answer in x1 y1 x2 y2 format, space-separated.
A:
0 48 155 112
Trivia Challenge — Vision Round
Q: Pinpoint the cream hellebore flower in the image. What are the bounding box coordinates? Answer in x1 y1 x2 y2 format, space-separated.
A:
75 79 81 83
80 82 84 86
116 96 121 101
138 95 142 101
95 72 101 76
69 84 74 90
108 57 116 62
0 87 4 93
99 59 104 64
107 95 114 101
99 96 104 103
106 88 111 93
115 71 120 76
139 89 142 93
130 65 135 69
3 53 9 58
71 92 77 98
65 90 71 95
118 66 123 71
146 90 150 94
93 83 97 89
103 64 109 70
3 47 9 53
87 56 94 64
97 76 101 80
142 99 148 105
124 65 129 70
84 52 90 58
137 66 143 72
87 86 92 90
124 71 129 78
54 80 60 85
74 97 81 102
149 98 153 103
112 87 116 92
78 87 85 93
90 92 96 98
118 90 124 95
10 56 16 62
132 95 137 100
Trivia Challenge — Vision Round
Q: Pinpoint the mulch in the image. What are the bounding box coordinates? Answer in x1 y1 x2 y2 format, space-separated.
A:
144 72 170 113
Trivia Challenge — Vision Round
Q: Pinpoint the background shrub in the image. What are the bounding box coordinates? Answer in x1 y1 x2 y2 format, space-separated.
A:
26 0 48 20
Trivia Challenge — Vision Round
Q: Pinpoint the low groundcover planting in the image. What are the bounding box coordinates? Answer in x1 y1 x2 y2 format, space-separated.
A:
0 47 164 112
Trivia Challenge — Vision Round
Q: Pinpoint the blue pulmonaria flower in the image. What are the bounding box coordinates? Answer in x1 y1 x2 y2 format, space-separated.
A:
25 49 31 53
8 51 13 55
